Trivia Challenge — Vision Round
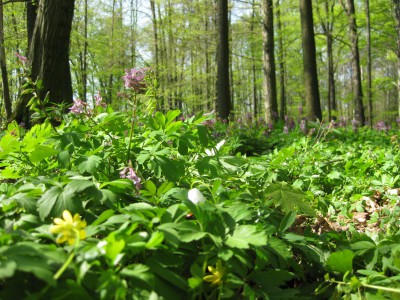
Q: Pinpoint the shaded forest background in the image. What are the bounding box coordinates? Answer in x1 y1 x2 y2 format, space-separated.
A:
0 0 399 126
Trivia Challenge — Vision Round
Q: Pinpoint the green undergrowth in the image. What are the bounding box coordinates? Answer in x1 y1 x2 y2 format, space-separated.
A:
0 106 400 299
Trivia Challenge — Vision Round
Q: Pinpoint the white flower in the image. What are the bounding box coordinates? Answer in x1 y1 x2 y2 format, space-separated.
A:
188 188 206 204
205 139 225 156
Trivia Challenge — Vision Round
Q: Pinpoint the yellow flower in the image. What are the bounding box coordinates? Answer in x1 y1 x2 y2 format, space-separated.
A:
50 210 87 245
203 259 225 286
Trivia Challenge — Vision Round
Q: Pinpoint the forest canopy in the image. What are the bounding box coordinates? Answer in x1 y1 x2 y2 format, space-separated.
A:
0 0 398 126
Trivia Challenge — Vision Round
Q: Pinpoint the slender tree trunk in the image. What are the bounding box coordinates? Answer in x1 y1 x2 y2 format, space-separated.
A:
365 0 372 126
82 0 88 103
340 0 365 125
393 0 400 118
299 0 322 121
0 2 11 119
276 0 286 120
319 1 337 120
262 0 278 123
216 0 231 120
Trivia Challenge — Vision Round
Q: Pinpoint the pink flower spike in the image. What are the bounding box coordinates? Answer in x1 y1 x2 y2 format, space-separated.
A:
15 52 27 63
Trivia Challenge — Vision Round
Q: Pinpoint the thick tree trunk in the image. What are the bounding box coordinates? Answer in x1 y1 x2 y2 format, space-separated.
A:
14 0 75 126
216 0 231 121
299 0 322 121
26 0 38 48
262 0 278 123
0 2 11 119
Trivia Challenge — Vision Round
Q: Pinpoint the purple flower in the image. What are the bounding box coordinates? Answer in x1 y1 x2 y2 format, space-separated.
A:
122 67 149 92
15 52 27 63
298 104 303 115
300 119 308 134
69 99 88 115
351 119 360 132
120 164 142 190
283 126 289 134
94 91 106 108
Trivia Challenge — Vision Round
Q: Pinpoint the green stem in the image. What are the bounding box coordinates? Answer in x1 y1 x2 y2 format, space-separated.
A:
126 93 137 163
362 283 400 294
54 252 74 280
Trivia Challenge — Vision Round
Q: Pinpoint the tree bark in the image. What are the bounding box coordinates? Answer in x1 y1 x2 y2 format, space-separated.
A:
216 0 231 121
26 0 38 48
340 0 365 125
365 0 372 126
299 0 322 121
262 0 278 123
0 1 11 119
393 0 400 118
276 0 286 120
14 0 75 126
317 1 336 120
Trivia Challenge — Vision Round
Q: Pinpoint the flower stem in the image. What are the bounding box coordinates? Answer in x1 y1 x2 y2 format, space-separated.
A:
54 252 74 280
126 92 137 163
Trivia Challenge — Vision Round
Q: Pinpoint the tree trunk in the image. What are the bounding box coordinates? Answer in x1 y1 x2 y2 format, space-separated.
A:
82 0 88 103
26 0 38 48
276 0 286 120
341 0 365 125
299 0 322 121
262 0 278 123
365 0 372 126
0 1 11 119
216 0 231 121
14 0 75 126
393 0 400 118
319 1 337 120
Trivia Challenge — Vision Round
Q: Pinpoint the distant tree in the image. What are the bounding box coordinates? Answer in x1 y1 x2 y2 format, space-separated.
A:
276 0 286 120
14 0 75 126
299 0 322 121
340 0 365 125
216 0 231 120
393 0 400 118
262 0 278 123
365 0 372 126
316 0 336 121
0 0 11 119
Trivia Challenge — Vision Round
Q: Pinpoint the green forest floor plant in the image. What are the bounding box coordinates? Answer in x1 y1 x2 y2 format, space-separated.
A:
0 77 400 299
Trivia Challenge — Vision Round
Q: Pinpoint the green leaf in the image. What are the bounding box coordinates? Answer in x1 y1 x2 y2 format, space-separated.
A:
77 155 102 174
2 244 56 286
146 258 188 291
29 145 59 163
105 233 126 265
0 259 17 279
326 249 355 274
145 180 157 196
58 150 70 167
37 181 90 220
155 156 185 181
165 121 182 135
197 125 209 147
165 110 181 126
225 225 267 249
265 182 316 216
146 231 164 249
279 211 298 233
100 179 134 193
120 264 154 290
91 209 115 226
